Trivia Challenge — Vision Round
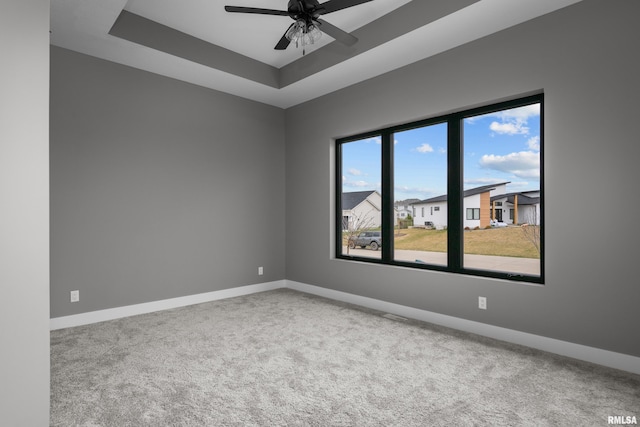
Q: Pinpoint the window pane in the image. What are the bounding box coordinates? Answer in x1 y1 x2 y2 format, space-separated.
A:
340 137 382 259
393 122 448 266
336 94 543 283
462 103 541 276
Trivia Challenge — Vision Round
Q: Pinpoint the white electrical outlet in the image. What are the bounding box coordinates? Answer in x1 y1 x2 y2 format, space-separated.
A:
478 296 487 310
70 290 79 303
258 266 264 276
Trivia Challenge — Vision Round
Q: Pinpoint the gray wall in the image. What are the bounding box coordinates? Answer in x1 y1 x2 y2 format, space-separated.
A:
0 0 50 424
50 47 286 317
285 0 640 357
49 0 640 360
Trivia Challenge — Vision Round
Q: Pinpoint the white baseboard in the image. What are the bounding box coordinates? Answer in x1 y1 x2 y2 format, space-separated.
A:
286 280 640 376
49 280 286 330
50 278 640 375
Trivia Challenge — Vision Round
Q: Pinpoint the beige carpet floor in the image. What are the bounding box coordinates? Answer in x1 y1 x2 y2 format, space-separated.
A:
50 289 639 426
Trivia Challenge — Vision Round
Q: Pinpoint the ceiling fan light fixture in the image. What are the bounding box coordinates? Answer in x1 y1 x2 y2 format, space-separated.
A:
285 19 322 53
305 22 323 44
225 0 370 53
284 20 303 42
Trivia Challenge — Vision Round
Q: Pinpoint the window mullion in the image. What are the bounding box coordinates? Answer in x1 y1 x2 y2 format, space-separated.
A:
448 116 463 271
335 141 344 258
381 131 394 264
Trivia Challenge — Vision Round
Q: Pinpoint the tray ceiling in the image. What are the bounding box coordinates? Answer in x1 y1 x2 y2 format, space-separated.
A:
50 0 584 108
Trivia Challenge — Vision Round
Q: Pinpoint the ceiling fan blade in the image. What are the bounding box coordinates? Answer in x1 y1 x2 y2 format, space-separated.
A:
275 24 295 50
318 0 374 15
224 6 290 16
317 18 357 46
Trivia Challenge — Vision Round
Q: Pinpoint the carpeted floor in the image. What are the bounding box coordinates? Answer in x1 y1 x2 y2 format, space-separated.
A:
50 289 639 426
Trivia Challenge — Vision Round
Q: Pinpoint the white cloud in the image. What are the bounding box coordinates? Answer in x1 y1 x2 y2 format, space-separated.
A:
348 168 363 176
467 103 540 124
395 185 441 198
415 143 434 153
507 181 532 189
495 104 540 122
479 151 540 179
527 136 540 151
344 179 374 188
489 121 529 135
476 103 540 136
342 175 381 190
464 177 507 186
463 179 532 191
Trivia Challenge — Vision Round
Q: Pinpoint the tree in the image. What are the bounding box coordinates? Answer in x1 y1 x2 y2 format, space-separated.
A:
343 211 377 255
521 210 541 255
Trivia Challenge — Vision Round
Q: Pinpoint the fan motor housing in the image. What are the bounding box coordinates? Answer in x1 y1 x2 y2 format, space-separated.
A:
289 1 322 18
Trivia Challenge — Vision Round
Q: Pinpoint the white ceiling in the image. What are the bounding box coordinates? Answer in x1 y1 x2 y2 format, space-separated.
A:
125 0 414 69
50 0 584 108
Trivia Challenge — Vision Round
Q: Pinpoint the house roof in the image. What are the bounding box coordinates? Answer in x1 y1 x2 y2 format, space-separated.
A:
491 192 540 205
342 191 378 210
412 182 510 205
416 194 448 204
394 199 421 208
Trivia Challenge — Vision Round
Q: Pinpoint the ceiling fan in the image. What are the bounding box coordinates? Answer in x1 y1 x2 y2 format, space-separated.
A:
224 0 374 54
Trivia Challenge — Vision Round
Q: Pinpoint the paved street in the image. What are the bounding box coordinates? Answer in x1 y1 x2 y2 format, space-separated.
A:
342 247 540 276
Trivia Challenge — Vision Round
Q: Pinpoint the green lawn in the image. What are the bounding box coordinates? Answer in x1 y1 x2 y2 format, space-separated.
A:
393 226 540 259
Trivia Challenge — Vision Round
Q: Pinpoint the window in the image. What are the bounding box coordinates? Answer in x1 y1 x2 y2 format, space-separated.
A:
393 121 448 265
336 94 543 283
340 135 382 260
466 208 480 220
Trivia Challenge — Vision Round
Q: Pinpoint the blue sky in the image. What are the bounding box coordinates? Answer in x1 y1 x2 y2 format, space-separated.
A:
342 103 541 202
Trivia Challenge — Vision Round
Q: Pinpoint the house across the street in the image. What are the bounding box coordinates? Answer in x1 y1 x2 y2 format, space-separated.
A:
490 191 541 226
342 191 400 230
411 182 540 230
341 190 382 231
394 199 419 220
